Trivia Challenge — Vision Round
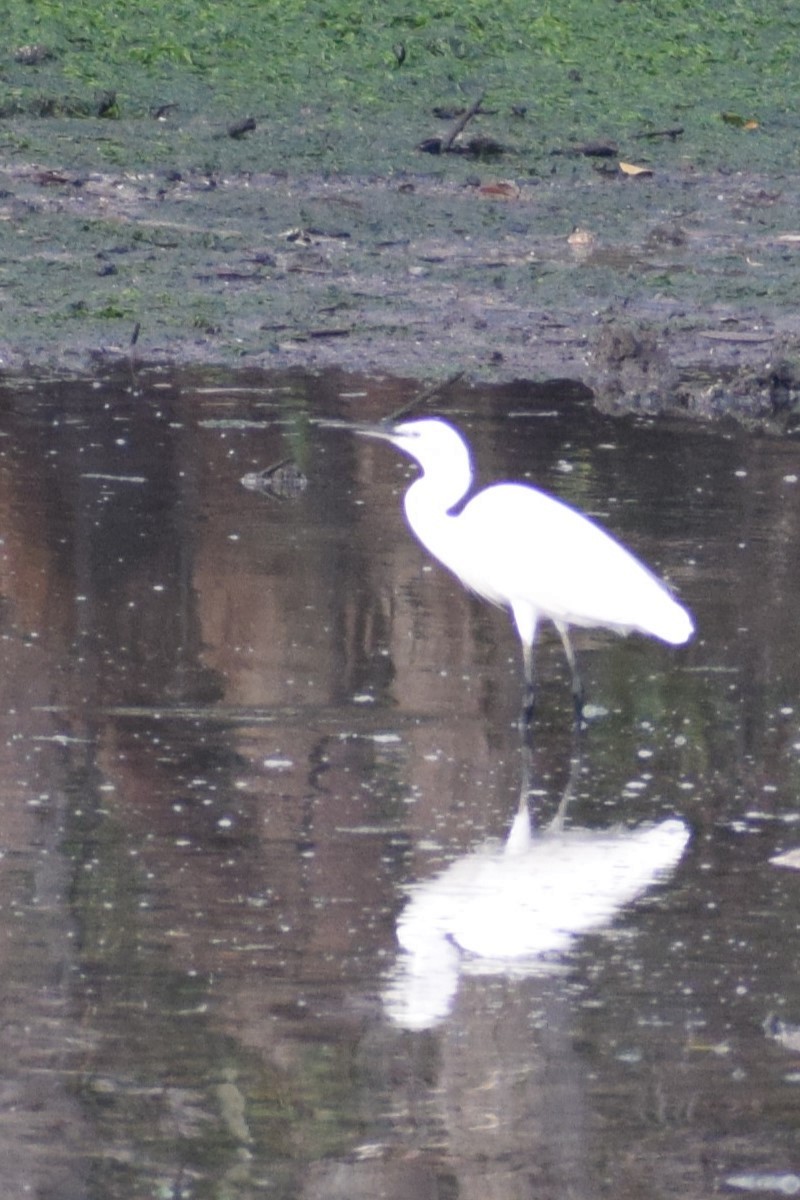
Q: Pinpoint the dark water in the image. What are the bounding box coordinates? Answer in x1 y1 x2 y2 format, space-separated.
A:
0 369 798 1199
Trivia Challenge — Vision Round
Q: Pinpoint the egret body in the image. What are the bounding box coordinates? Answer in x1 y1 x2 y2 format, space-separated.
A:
358 417 693 721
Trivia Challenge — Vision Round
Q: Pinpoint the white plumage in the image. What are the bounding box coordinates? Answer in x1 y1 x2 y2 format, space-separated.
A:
384 789 690 1028
359 417 693 720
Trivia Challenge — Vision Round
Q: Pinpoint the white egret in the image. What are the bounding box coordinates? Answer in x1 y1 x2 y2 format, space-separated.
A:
356 417 694 722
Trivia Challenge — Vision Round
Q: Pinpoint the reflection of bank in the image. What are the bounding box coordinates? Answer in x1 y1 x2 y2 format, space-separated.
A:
384 748 690 1029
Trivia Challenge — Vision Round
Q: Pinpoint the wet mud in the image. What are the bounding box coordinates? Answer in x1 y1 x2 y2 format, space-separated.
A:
4 144 800 427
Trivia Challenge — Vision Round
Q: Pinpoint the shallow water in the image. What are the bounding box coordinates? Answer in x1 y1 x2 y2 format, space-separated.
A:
0 369 798 1199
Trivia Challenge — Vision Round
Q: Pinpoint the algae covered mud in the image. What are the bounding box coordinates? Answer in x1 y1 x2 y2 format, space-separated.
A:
4 0 800 424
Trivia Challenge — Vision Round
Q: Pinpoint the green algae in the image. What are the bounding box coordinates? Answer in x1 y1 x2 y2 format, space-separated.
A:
4 0 800 412
3 0 800 175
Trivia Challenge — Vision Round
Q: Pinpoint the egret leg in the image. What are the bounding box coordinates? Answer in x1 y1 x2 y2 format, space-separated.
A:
518 708 536 750
511 605 540 728
520 640 536 729
554 621 585 724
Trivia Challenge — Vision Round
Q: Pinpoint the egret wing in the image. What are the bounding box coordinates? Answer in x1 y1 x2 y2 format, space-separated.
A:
453 483 691 642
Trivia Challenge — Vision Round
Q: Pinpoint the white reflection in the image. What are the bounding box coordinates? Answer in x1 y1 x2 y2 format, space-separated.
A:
385 750 690 1029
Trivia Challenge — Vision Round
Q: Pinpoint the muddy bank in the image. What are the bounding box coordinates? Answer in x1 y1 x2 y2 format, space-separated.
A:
4 151 800 428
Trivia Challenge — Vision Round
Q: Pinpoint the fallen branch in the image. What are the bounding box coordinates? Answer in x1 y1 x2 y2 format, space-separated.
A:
441 93 485 152
418 93 485 154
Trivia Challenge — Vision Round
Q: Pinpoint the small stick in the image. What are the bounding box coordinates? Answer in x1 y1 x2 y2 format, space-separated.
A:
441 93 485 152
633 126 684 141
386 369 465 422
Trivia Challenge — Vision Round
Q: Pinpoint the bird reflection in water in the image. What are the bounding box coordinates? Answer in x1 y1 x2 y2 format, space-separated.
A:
384 745 690 1030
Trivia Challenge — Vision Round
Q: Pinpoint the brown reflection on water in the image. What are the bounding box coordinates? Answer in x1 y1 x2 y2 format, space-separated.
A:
0 370 797 1197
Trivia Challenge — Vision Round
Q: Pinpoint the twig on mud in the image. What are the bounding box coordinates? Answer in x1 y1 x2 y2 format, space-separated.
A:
632 126 684 141
418 94 485 155
441 94 485 152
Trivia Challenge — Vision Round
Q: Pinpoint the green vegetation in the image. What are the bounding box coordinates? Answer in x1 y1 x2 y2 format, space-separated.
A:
3 0 800 172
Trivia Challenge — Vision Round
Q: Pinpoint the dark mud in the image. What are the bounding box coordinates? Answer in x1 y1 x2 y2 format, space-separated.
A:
4 149 800 427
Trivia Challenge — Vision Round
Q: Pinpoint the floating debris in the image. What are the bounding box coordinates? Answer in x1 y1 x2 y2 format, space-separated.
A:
241 460 308 500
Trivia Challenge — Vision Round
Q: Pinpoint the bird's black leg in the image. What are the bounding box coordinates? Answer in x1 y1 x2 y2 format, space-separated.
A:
519 712 536 751
520 686 536 729
555 623 585 727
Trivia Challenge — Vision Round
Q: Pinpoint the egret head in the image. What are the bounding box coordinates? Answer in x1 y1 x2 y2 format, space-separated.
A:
357 417 471 476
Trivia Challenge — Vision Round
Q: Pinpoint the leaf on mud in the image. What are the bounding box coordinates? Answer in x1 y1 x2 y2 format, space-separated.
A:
567 226 595 249
721 112 759 129
476 181 520 199
619 161 653 177
776 233 800 243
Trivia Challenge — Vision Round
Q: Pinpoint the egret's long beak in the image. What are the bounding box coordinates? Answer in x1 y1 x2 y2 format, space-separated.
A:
353 423 399 443
316 417 398 442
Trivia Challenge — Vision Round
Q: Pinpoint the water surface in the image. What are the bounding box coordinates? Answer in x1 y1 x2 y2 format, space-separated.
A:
0 370 797 1199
